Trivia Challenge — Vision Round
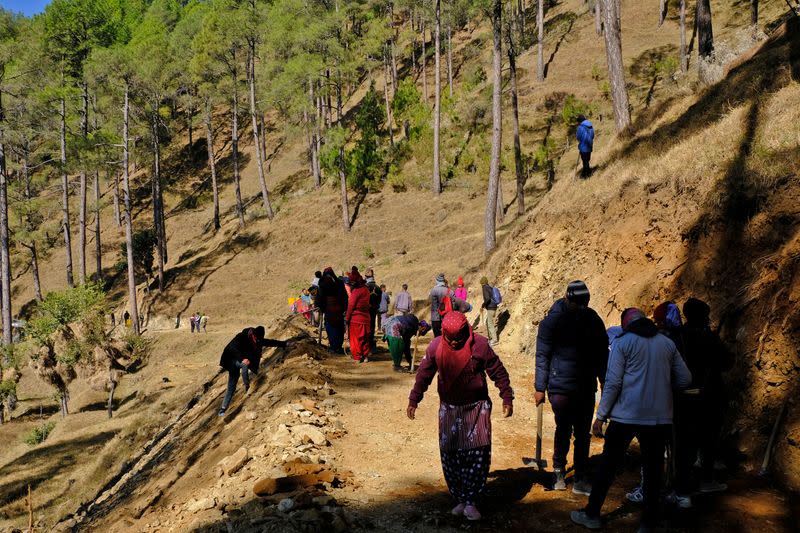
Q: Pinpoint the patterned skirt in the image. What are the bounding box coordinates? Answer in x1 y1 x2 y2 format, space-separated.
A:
438 400 493 505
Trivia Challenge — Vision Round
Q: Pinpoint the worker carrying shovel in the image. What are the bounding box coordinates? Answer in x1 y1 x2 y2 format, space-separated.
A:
533 281 609 495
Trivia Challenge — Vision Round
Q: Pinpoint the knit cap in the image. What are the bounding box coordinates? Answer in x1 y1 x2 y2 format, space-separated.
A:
566 280 590 305
436 273 446 283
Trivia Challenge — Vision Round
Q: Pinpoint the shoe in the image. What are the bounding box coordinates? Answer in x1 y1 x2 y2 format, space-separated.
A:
570 510 601 530
699 480 727 493
626 485 644 503
553 469 567 491
392 366 403 372
675 493 692 509
572 479 592 496
218 409 226 417
489 340 499 347
451 503 466 516
463 505 481 521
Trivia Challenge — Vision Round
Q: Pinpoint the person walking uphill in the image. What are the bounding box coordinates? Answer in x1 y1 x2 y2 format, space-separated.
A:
571 308 691 532
407 311 514 521
480 277 499 346
535 280 608 494
218 326 288 417
346 267 373 362
316 267 348 354
366 270 382 351
429 273 450 337
576 114 594 178
395 284 413 315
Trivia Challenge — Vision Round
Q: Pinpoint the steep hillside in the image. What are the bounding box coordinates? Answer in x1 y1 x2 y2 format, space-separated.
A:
2 0 799 531
490 17 800 489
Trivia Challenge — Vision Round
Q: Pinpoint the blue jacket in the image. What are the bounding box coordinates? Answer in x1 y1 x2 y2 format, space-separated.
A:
535 299 608 395
576 120 594 153
596 319 692 425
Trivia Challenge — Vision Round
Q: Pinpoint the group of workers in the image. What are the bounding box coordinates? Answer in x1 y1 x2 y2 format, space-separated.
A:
216 269 733 531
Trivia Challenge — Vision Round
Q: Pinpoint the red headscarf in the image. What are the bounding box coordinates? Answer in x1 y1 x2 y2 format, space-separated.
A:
437 312 474 393
349 267 365 287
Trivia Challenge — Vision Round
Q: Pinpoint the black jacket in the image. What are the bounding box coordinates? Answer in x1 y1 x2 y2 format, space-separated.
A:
535 299 608 394
482 284 497 310
674 323 733 394
219 328 286 373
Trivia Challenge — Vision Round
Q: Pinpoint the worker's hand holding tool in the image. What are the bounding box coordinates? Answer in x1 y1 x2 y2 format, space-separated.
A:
406 404 416 420
534 391 546 406
592 418 605 438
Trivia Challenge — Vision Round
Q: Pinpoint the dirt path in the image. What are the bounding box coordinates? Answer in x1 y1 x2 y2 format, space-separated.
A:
324 337 799 532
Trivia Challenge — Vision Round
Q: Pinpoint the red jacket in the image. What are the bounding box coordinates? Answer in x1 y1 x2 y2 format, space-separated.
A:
346 286 371 324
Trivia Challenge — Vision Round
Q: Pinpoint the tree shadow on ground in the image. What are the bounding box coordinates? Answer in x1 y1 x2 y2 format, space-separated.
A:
0 431 117 519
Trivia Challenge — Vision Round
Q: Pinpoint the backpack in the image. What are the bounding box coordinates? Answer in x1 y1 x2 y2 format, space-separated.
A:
491 286 502 306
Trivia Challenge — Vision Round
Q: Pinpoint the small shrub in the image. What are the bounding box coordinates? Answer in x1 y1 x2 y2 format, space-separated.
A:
598 81 611 100
463 63 487 91
121 331 153 360
363 245 375 259
24 421 56 446
591 64 603 81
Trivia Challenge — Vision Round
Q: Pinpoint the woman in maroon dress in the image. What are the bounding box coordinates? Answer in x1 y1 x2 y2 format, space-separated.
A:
407 311 514 521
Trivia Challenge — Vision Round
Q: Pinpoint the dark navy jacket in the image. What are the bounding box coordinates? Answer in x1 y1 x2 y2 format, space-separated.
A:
535 299 608 394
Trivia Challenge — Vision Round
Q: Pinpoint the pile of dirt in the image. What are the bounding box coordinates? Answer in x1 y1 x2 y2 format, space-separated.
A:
47 316 362 533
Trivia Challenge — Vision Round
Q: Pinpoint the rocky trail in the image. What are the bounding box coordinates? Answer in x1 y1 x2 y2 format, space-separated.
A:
49 316 798 533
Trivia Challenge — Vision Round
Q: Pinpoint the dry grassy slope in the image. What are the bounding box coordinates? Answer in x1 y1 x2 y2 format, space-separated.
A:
2 0 797 529
489 17 800 489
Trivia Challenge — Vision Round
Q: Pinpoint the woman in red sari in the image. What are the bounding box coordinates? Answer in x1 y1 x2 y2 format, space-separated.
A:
345 267 372 362
407 311 514 521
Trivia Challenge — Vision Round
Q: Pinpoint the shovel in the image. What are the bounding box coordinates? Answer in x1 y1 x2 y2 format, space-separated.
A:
317 313 324 345
409 334 420 373
523 403 548 469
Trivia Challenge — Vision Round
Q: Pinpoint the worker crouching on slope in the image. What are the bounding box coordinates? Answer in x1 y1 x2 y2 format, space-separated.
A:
571 308 691 532
407 311 514 521
382 314 431 372
218 326 289 417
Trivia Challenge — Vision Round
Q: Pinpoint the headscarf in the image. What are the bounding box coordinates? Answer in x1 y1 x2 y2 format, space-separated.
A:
349 267 365 288
683 297 711 326
457 276 464 287
653 301 682 329
436 312 474 393
418 320 432 336
621 308 646 331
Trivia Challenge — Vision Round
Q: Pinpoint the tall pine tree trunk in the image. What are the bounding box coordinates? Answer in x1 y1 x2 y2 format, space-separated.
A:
658 0 668 26
112 171 121 228
601 0 631 131
751 0 758 27
595 0 603 35
421 21 428 102
122 86 140 335
150 117 165 291
247 46 274 220
308 81 320 188
231 63 246 229
92 96 101 282
509 43 525 216
383 50 395 147
485 0 503 253
0 92 11 344
78 84 88 285
433 0 442 194
680 0 688 72
203 101 221 230
447 25 453 98
22 143 42 301
537 0 545 81
339 147 350 232
60 96 74 287
696 0 713 58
